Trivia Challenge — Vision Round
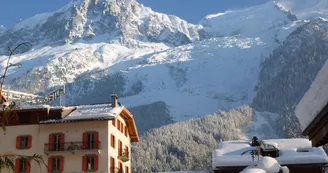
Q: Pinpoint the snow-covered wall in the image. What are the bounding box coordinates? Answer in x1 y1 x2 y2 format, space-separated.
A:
295 59 328 131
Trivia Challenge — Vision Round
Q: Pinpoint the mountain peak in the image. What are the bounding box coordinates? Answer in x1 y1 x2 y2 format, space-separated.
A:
0 0 198 54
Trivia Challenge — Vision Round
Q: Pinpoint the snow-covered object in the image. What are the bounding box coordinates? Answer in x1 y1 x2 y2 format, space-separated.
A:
212 138 328 168
40 104 123 123
295 59 328 131
199 1 296 38
257 157 280 173
240 167 266 173
280 166 289 173
278 0 328 20
240 157 290 173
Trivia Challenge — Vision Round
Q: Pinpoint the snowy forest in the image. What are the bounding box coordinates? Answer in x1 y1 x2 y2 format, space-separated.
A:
131 106 254 172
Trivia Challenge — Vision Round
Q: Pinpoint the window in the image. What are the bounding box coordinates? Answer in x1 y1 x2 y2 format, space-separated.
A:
111 134 116 148
119 162 123 173
88 133 95 149
125 146 129 157
125 127 128 137
118 140 122 156
19 159 27 172
16 135 31 149
82 155 98 171
48 156 64 173
21 136 28 149
110 157 115 173
87 156 95 171
83 132 99 150
53 134 61 151
117 120 121 131
15 159 30 173
48 133 64 151
52 157 60 172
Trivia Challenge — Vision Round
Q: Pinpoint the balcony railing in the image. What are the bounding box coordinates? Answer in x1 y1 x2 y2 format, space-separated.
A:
118 149 129 162
44 141 101 154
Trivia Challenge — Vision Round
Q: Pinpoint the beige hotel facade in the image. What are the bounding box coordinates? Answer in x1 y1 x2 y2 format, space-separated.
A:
0 94 139 173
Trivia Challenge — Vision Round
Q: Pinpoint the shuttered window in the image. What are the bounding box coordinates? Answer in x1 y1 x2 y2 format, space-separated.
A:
110 157 115 173
111 134 116 148
125 127 128 137
117 120 121 131
48 156 64 172
16 135 32 149
15 159 30 173
112 119 116 127
118 140 122 156
82 132 99 149
48 133 64 151
119 162 123 173
82 155 98 171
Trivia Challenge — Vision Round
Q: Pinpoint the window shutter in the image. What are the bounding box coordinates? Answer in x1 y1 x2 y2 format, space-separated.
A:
112 119 115 127
82 156 87 171
111 134 116 148
94 155 99 171
118 140 122 156
27 135 32 149
15 159 20 173
48 157 52 173
48 134 54 151
110 157 115 173
125 127 128 137
82 133 88 149
117 120 120 131
125 146 129 158
125 166 129 173
26 159 31 173
59 133 65 150
16 136 21 149
94 132 99 149
59 157 64 172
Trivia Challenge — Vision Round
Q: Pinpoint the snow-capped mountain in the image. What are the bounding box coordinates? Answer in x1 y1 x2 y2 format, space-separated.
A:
0 0 327 135
0 0 198 55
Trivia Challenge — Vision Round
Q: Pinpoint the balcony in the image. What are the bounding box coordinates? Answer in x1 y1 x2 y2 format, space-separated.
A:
44 141 101 155
117 149 129 162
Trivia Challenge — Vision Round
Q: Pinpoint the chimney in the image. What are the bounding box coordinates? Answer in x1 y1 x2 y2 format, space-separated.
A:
111 94 118 108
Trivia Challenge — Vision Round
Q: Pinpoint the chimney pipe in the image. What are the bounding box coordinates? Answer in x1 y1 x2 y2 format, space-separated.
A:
111 94 118 108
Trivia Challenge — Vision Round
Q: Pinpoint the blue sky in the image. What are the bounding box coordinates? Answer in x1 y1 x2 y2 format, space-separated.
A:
0 0 270 28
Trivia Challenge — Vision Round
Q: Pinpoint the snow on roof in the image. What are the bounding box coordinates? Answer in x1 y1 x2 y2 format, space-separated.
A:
0 103 65 111
40 104 124 124
212 138 328 168
295 59 328 131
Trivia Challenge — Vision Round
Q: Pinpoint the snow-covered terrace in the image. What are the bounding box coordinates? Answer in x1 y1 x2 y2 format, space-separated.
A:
212 138 328 168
